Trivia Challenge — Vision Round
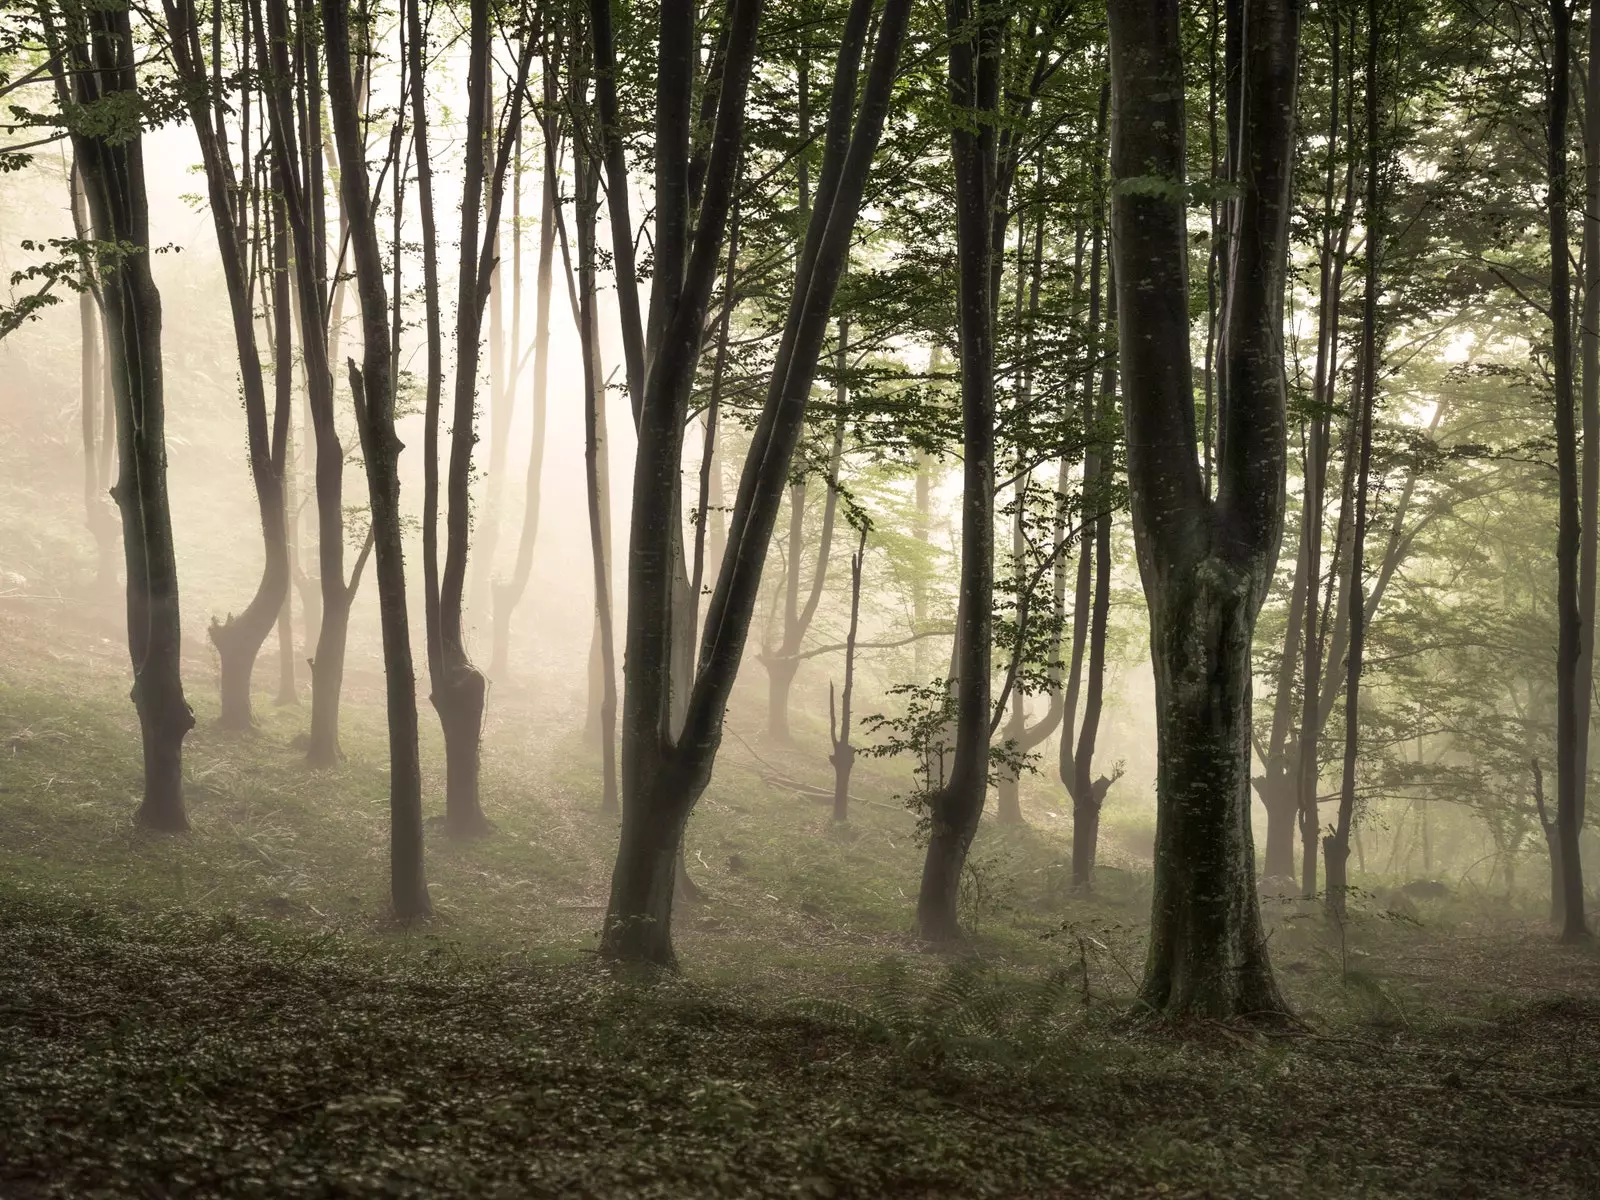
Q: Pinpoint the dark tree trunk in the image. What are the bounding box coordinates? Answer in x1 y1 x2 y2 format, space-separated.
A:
161 0 289 733
601 0 910 964
1110 0 1296 1019
430 0 531 838
917 0 1001 943
1547 0 1591 942
56 1 195 830
324 0 430 920
1325 0 1382 920
254 0 351 768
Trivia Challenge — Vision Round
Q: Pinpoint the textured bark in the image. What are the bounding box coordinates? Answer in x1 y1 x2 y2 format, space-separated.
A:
1111 0 1295 1018
55 1 195 829
1547 0 1591 942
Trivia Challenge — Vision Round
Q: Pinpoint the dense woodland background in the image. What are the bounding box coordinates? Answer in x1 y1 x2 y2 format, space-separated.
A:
1 0 1599 1194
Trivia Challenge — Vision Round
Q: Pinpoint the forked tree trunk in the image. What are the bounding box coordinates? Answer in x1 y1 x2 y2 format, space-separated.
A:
254 0 352 768
1110 0 1296 1020
325 0 430 920
600 0 909 965
431 0 531 838
55 1 195 830
161 0 289 733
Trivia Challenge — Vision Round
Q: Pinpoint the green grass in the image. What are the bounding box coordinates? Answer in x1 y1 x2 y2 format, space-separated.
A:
3 597 1600 1197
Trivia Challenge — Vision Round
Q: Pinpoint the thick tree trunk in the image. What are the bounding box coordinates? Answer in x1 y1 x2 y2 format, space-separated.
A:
1141 563 1283 1015
60 3 195 830
1111 0 1295 1018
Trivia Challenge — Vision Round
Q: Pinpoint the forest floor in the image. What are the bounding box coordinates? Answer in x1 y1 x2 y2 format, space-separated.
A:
2 594 1600 1197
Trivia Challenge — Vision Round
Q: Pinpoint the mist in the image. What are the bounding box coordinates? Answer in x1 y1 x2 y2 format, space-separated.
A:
1 1 1597 1197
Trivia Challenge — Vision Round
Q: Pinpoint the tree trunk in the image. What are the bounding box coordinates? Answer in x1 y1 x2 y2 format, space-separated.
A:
1111 0 1296 1019
603 0 909 964
68 158 118 595
253 0 350 768
1326 0 1382 920
917 0 1000 943
58 2 195 830
830 530 867 822
575 142 620 815
491 80 559 682
1548 0 1591 942
325 0 430 920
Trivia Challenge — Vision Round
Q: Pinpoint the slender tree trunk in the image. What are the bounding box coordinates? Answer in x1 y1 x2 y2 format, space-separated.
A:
917 0 1000 943
68 159 118 594
1111 0 1296 1019
255 0 351 767
1325 0 1382 919
575 143 620 815
57 2 195 829
1548 0 1591 942
491 78 558 682
830 529 868 822
324 0 430 919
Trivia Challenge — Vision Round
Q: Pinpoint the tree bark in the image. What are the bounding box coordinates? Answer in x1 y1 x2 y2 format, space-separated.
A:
916 0 1001 943
324 0 430 920
1547 0 1591 942
830 528 868 823
55 0 195 830
1110 0 1296 1019
601 0 910 965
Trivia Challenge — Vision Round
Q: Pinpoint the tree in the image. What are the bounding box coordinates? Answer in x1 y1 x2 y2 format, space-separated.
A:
253 0 366 768
1109 0 1298 1019
1325 0 1384 918
44 0 195 830
598 0 913 965
1544 0 1590 941
160 0 292 733
322 0 431 920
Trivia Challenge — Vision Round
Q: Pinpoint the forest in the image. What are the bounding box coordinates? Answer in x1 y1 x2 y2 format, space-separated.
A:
1 0 1598 1194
